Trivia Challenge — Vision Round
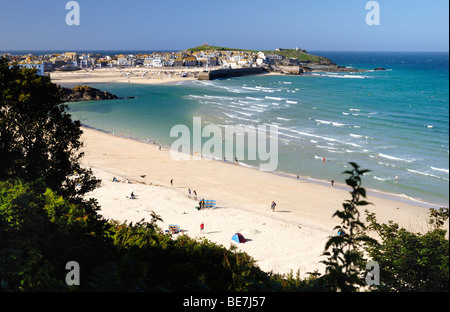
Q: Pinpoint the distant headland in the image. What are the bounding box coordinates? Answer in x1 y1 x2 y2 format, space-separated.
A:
187 44 362 72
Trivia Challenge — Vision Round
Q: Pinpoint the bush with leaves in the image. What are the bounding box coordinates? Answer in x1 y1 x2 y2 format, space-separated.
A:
0 179 113 291
365 207 449 292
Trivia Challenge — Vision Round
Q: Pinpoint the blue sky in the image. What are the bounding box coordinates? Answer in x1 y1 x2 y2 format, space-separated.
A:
0 0 448 51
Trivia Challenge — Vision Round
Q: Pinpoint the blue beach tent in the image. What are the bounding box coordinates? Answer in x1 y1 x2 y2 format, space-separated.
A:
231 233 246 243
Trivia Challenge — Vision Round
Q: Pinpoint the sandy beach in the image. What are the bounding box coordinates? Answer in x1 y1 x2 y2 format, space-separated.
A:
49 66 279 86
80 127 435 277
50 67 205 85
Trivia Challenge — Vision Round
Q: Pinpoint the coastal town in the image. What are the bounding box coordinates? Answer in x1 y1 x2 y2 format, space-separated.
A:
1 44 343 78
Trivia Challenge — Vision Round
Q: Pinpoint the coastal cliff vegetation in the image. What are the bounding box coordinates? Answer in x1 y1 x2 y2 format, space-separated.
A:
0 59 448 292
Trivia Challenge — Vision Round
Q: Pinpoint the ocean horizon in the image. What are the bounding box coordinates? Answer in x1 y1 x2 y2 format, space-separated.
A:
67 51 449 207
2 49 449 55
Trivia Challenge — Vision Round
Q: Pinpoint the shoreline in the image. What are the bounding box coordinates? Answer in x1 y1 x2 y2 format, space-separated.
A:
57 68 447 209
80 126 439 276
50 66 285 86
81 123 445 210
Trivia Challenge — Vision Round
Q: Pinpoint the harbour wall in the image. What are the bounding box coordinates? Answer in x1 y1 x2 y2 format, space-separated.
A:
197 67 266 80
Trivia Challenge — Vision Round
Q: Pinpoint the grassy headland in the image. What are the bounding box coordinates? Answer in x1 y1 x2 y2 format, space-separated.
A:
186 45 329 64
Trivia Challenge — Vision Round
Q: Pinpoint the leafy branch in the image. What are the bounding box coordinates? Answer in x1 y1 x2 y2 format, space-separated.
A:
320 162 379 291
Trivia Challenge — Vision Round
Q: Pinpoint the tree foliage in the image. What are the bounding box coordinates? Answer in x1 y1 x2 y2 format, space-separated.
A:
365 207 449 292
0 179 112 291
0 58 100 200
319 162 379 291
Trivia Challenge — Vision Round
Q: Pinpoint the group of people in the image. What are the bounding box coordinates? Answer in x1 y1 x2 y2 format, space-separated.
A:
295 174 335 187
187 188 198 200
112 177 136 199
222 156 240 164
112 176 131 184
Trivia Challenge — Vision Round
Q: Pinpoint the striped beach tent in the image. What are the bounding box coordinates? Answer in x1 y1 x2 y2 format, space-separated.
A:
204 200 216 208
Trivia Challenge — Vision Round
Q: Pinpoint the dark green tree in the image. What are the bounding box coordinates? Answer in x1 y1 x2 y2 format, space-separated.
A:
0 179 112 291
0 58 100 200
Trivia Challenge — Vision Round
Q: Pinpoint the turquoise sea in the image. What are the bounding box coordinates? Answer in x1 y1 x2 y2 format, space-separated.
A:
67 52 449 207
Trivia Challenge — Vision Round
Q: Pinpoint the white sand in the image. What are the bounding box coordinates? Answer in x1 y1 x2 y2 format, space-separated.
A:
81 127 435 277
51 67 206 85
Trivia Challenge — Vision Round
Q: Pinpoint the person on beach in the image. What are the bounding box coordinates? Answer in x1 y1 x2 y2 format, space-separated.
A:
331 180 334 186
188 188 192 198
271 201 276 212
170 179 173 186
193 190 197 200
130 192 135 199
200 222 204 234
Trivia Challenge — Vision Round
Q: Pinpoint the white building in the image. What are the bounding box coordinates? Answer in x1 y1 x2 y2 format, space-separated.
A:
143 57 154 67
117 57 135 67
238 58 253 67
162 59 174 67
152 57 163 67
221 60 238 69
266 54 283 61
18 62 45 76
79 58 94 68
256 52 267 66
143 57 163 67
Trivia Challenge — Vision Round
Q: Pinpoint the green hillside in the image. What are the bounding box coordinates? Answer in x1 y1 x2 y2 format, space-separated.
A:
264 49 324 63
185 45 258 53
185 45 327 63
